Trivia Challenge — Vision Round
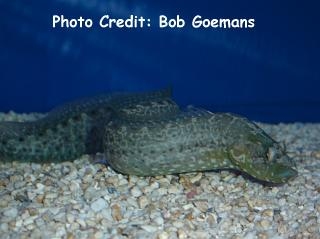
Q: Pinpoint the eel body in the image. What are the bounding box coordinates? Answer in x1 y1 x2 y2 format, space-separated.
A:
0 89 297 184
0 88 178 162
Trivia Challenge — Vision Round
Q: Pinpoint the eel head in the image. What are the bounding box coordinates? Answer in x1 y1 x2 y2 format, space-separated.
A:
229 142 298 184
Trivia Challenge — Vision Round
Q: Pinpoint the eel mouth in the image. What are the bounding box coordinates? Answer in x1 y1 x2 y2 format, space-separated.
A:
264 147 298 183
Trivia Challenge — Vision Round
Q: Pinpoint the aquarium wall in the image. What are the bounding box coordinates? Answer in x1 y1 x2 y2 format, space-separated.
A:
0 0 319 122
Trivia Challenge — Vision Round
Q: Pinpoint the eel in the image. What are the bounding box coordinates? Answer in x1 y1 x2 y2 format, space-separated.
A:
0 89 297 184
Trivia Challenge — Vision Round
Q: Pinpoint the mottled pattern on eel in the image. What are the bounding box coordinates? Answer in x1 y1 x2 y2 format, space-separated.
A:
0 88 178 162
0 89 297 183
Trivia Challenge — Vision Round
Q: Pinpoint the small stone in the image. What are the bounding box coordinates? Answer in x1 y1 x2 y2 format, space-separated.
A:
56 226 67 238
31 163 41 171
271 187 279 194
257 232 268 239
15 219 23 228
259 219 271 229
76 218 86 228
158 231 169 239
206 213 217 226
216 185 225 191
192 231 209 238
247 199 264 212
130 186 143 197
149 181 160 190
0 221 8 231
186 189 197 199
173 221 184 228
28 208 38 216
100 208 113 221
190 173 203 183
26 223 35 230
314 151 320 158
138 196 149 209
0 195 9 207
36 195 45 204
277 223 287 234
193 200 209 213
182 204 194 210
67 233 75 239
222 174 234 182
141 225 158 233
23 216 37 226
25 174 36 183
196 213 206 222
45 192 58 199
168 185 180 194
157 188 168 195
69 181 81 195
94 231 104 239
66 214 75 223
153 216 164 225
49 207 60 215
3 207 18 218
179 175 193 189
307 225 317 233
118 178 128 186
35 218 45 227
262 209 274 217
90 198 107 212
243 231 257 239
177 229 188 239
111 204 123 221
186 213 194 220
0 178 8 187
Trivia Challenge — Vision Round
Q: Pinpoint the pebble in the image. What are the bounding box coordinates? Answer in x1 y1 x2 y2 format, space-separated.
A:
168 185 180 194
138 195 149 209
90 198 107 212
76 218 86 228
177 229 188 239
56 227 67 238
66 214 75 223
262 209 274 217
257 232 268 239
193 200 209 213
153 216 164 226
217 185 224 192
182 204 194 210
49 207 60 215
45 193 58 199
190 173 203 183
158 231 169 239
259 219 271 230
94 231 104 239
24 216 38 226
3 207 18 218
173 221 184 228
141 225 158 233
130 186 143 197
111 204 123 221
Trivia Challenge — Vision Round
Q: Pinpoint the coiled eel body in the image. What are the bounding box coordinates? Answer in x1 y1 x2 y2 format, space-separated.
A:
0 89 297 184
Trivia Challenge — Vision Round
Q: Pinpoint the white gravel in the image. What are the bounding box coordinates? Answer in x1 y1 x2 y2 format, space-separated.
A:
0 112 320 238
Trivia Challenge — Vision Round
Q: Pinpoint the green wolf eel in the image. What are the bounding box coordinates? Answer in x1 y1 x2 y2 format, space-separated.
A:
0 89 297 184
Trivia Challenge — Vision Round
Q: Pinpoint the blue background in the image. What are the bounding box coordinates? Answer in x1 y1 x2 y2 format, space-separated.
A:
0 0 319 122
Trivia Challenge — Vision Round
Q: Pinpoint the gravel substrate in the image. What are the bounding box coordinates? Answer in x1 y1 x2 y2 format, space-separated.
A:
0 112 320 239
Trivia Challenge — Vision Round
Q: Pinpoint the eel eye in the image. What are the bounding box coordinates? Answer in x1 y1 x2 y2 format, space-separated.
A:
267 147 276 161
